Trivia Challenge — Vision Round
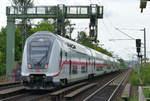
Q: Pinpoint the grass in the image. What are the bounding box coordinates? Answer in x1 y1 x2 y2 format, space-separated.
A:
128 63 150 101
130 63 150 86
140 63 150 85
129 71 139 86
129 98 138 101
143 88 150 98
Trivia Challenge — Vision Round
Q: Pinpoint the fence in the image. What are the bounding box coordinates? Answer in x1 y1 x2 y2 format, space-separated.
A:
139 86 150 101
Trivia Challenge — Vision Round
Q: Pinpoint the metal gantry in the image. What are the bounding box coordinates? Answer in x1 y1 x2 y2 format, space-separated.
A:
6 4 103 76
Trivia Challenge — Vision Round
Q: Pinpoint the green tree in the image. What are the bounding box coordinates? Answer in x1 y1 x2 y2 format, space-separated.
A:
12 0 33 6
64 19 75 39
0 28 7 76
0 27 23 75
30 22 55 34
15 28 22 62
77 31 93 47
117 58 126 68
77 31 112 57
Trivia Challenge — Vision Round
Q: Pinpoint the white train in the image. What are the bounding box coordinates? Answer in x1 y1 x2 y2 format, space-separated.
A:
21 31 120 89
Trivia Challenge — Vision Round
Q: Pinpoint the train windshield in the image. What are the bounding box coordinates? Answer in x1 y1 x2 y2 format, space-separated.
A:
29 38 51 63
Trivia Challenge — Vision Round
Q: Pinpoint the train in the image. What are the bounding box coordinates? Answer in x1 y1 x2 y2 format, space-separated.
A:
21 31 120 90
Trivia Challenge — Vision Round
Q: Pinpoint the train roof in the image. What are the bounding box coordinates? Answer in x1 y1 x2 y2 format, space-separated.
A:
57 34 92 56
27 31 116 61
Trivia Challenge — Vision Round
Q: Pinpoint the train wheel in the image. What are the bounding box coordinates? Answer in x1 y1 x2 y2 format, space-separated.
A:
60 79 68 86
88 74 94 80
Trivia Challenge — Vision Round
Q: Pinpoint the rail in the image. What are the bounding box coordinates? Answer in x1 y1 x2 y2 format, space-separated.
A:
107 69 130 101
83 69 130 101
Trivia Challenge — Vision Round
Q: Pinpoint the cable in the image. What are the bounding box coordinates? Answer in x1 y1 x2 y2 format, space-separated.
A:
88 0 92 4
98 0 135 40
115 28 135 40
102 21 111 35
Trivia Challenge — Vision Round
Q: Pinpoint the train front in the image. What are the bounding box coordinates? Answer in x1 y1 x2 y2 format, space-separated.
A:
21 32 57 90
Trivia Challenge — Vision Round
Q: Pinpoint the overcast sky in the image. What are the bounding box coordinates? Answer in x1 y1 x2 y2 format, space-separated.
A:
0 0 150 61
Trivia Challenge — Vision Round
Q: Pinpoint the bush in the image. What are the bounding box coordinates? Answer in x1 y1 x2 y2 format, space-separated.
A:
143 88 150 98
130 71 139 86
129 98 138 101
140 63 150 85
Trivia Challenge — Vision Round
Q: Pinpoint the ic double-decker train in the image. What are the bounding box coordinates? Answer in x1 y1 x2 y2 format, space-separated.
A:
21 31 120 90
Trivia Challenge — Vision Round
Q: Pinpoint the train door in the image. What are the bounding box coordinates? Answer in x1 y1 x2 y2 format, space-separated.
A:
94 58 96 73
69 60 72 79
90 57 94 73
87 57 91 74
66 51 72 79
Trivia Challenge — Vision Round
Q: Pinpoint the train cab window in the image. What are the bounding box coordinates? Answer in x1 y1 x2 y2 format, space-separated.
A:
72 65 78 74
29 38 51 63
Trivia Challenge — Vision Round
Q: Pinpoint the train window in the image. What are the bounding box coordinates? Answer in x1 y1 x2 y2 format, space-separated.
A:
72 65 78 74
107 65 111 69
89 58 90 64
94 59 95 70
65 52 67 61
96 66 103 71
69 60 72 75
81 66 87 73
59 50 62 66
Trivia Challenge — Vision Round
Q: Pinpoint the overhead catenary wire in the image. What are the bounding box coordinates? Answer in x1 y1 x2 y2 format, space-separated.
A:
88 0 92 4
97 0 136 41
115 28 135 40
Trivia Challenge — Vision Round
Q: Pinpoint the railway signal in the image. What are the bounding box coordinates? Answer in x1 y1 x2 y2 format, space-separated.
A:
136 39 141 57
140 0 150 12
136 39 141 48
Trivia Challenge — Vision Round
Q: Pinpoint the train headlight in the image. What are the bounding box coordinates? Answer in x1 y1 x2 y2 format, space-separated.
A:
43 75 46 79
30 75 34 78
28 64 32 69
44 64 48 69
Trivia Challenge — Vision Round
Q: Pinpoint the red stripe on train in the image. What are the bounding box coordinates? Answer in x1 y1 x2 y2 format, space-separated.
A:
52 61 105 77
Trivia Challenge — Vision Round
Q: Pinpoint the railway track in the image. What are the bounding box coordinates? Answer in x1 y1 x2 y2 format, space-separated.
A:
83 69 131 101
28 71 122 101
0 82 21 91
0 69 130 101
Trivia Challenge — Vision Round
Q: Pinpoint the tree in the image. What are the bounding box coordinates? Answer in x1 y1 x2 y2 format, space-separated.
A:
12 0 33 7
77 31 93 47
12 0 34 48
64 20 75 39
0 28 7 76
118 58 126 68
30 22 55 34
77 31 113 57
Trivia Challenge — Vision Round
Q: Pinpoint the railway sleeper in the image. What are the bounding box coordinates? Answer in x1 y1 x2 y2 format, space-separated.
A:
0 86 24 99
64 83 97 101
50 82 87 101
121 84 131 101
